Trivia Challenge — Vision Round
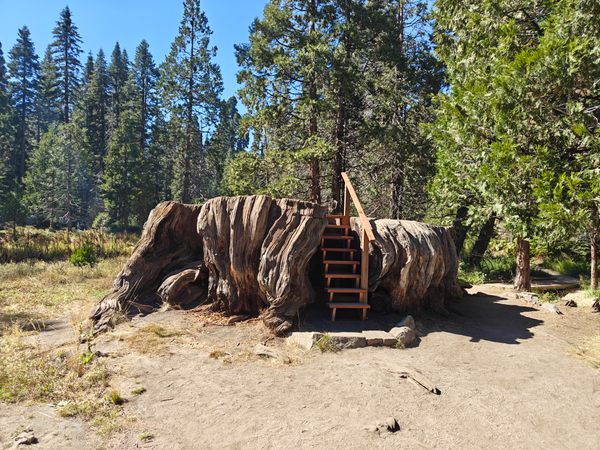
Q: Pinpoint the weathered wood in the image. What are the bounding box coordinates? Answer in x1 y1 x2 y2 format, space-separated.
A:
90 196 328 336
90 201 204 332
91 195 462 335
351 218 463 313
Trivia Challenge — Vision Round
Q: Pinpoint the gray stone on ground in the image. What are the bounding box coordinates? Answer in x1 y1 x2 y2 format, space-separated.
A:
14 428 38 446
362 330 397 347
286 332 323 350
389 326 417 347
516 292 540 305
541 302 562 315
328 332 367 349
367 417 400 434
397 315 416 330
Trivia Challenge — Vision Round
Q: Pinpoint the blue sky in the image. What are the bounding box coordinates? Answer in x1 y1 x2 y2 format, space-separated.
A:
0 0 269 100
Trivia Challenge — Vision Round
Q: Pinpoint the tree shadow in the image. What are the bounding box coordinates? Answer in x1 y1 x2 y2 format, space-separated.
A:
417 291 543 345
298 291 543 345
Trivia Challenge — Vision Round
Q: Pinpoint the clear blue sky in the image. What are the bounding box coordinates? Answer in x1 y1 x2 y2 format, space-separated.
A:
0 0 268 100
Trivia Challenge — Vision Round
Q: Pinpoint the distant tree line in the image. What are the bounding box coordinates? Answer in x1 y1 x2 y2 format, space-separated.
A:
0 0 597 289
0 2 245 233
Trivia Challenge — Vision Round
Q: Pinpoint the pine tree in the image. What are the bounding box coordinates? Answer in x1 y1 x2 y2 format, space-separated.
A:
159 0 223 203
205 97 246 197
50 6 82 123
37 46 61 136
88 49 110 170
102 109 144 229
0 41 22 235
24 122 92 229
8 26 39 180
108 42 129 130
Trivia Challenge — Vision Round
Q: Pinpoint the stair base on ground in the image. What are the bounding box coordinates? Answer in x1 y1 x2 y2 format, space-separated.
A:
326 302 370 321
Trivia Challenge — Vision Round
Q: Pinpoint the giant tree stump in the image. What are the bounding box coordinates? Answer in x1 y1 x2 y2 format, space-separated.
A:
90 196 462 335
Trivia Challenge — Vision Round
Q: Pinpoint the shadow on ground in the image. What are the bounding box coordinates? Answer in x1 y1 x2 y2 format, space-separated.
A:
298 291 544 346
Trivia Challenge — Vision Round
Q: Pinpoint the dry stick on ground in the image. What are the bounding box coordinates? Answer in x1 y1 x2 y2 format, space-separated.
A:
388 367 441 395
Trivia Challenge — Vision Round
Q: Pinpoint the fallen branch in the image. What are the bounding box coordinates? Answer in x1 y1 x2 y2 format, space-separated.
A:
389 367 441 395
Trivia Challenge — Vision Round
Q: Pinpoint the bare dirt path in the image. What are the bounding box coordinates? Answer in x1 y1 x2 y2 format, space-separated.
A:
1 285 599 449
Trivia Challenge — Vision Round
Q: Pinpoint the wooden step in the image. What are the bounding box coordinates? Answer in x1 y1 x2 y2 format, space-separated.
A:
326 214 346 219
326 302 370 308
323 273 361 279
323 260 359 265
326 301 370 321
325 224 351 229
321 235 353 240
321 248 355 253
325 287 367 294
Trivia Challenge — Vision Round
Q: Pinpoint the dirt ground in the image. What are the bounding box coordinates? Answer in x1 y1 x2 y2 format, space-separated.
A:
1 285 599 450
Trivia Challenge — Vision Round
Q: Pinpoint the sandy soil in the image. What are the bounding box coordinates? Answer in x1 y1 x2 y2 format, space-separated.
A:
1 285 599 449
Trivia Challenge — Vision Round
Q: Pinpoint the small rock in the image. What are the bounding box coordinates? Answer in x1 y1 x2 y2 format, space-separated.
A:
253 344 291 363
362 330 397 347
517 292 540 305
563 299 577 307
397 315 415 330
367 417 400 434
389 326 416 347
287 332 322 350
541 302 562 315
14 428 38 446
328 332 367 349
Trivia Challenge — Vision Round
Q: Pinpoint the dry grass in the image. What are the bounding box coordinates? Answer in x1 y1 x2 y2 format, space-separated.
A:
0 325 125 433
125 323 187 356
574 335 600 370
0 257 127 331
0 226 136 263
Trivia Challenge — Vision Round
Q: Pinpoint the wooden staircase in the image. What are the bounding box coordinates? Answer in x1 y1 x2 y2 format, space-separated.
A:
320 173 376 321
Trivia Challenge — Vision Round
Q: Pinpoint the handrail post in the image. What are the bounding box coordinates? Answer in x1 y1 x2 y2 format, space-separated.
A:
343 185 351 226
360 228 369 303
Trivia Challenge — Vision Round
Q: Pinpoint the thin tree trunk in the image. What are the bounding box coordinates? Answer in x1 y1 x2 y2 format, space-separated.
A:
451 204 470 257
468 212 496 266
331 94 345 210
514 236 531 291
307 0 320 204
591 229 598 290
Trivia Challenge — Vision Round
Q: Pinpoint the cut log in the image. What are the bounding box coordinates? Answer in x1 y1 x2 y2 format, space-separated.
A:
351 218 463 313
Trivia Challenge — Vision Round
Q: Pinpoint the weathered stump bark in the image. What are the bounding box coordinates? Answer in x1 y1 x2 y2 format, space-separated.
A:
90 196 463 335
90 196 328 335
352 218 463 313
90 202 204 332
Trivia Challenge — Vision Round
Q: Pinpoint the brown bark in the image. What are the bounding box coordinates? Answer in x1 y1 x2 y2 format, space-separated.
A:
90 201 204 332
351 218 463 314
591 230 598 290
450 204 470 257
514 237 531 291
91 197 464 335
468 213 497 267
90 196 328 335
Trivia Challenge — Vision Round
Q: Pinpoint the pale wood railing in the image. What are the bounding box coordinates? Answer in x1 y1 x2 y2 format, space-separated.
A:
340 172 375 303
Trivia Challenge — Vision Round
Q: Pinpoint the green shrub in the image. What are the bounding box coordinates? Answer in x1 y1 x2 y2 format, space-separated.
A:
69 242 98 267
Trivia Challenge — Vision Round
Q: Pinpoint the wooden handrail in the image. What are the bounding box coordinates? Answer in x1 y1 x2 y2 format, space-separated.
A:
341 172 376 242
340 172 375 304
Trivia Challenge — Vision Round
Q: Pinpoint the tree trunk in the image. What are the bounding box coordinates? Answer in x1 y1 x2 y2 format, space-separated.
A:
331 94 345 211
468 212 496 267
307 0 320 204
351 218 463 314
91 197 464 336
591 230 598 290
450 204 470 257
514 237 531 291
390 166 404 220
